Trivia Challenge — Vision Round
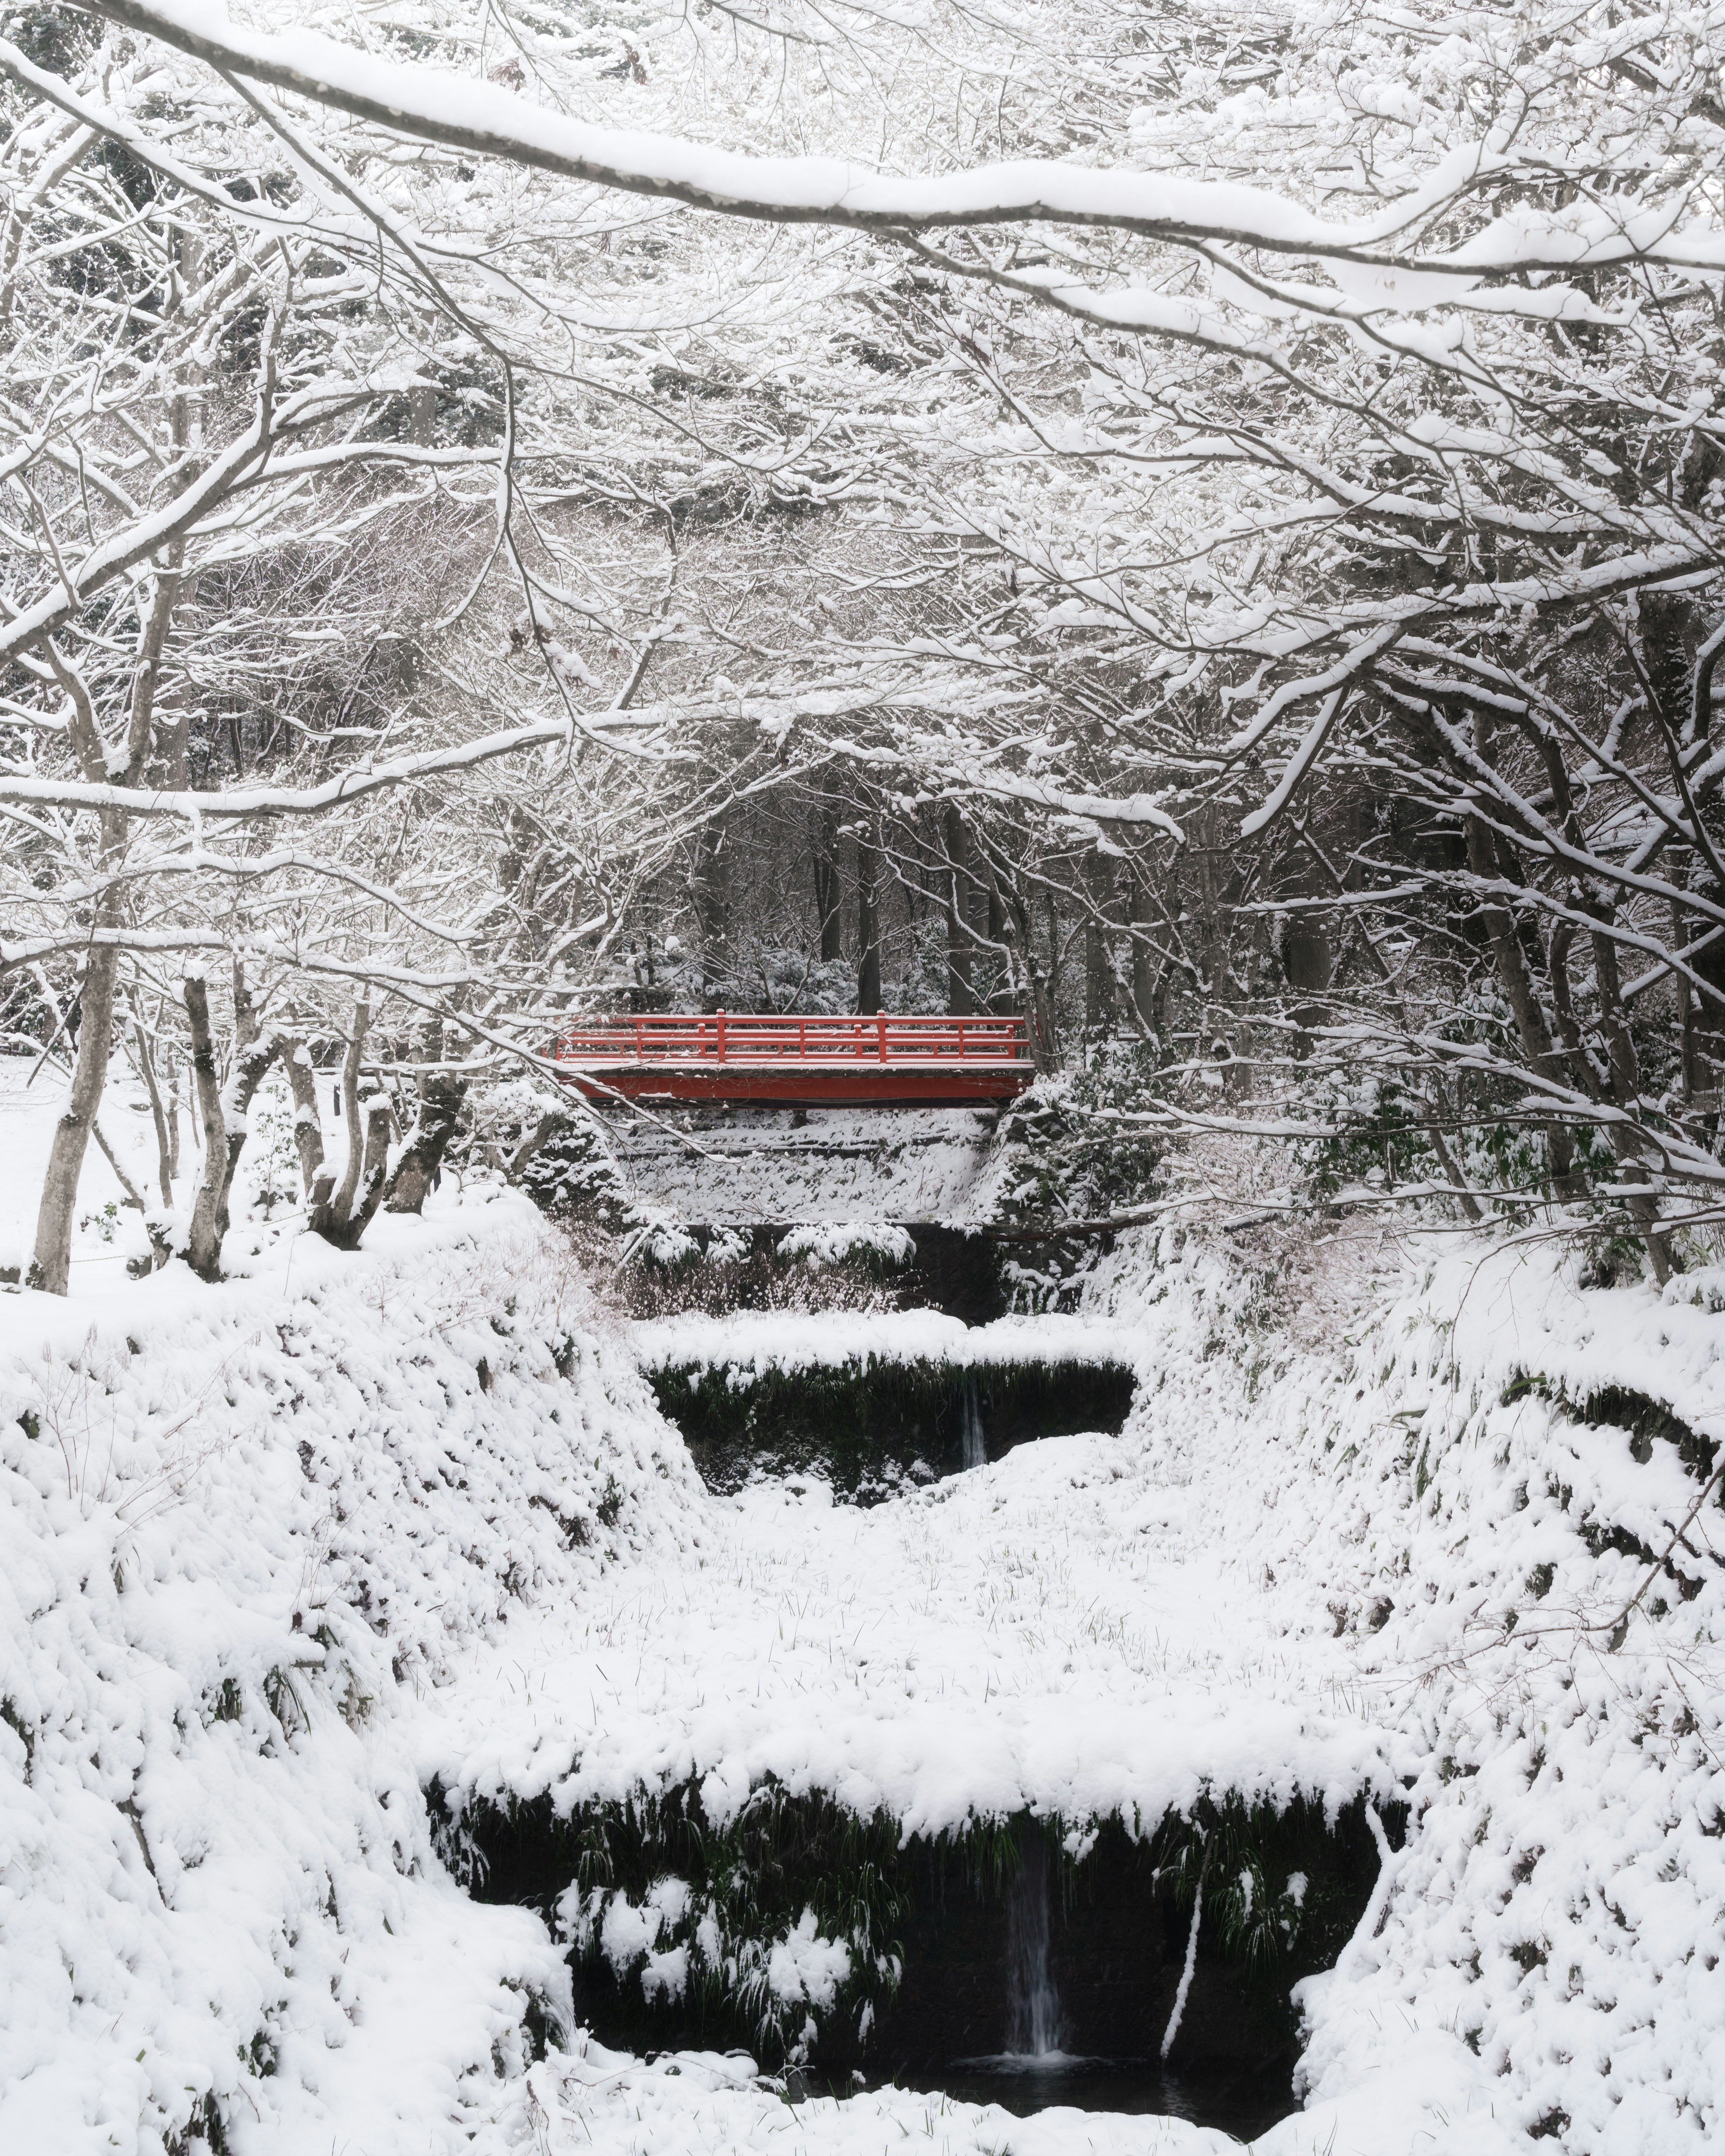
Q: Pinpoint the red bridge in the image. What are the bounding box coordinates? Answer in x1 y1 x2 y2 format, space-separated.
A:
552 1011 1033 1106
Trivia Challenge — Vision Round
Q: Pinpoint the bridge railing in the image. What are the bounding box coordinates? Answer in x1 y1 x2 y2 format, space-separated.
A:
553 1011 1029 1066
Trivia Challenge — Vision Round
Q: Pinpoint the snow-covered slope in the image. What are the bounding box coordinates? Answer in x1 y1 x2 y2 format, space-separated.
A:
1077 1228 1725 2156
6 1149 1721 2156
0 1192 701 2156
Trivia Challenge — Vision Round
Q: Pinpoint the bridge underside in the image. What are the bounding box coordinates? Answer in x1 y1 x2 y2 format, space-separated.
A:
553 1063 1030 1107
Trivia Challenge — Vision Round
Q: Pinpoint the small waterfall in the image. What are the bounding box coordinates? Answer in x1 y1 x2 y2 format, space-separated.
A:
960 1374 986 1470
1004 1831 1064 2059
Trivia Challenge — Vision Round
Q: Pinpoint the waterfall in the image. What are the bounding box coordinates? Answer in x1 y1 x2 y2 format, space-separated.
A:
1004 1832 1064 2058
960 1374 986 1470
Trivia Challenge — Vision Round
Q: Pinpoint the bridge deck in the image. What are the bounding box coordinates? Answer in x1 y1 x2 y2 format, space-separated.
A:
552 1012 1033 1105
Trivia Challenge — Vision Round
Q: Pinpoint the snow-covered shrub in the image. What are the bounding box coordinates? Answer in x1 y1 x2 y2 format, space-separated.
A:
776 1222 915 1274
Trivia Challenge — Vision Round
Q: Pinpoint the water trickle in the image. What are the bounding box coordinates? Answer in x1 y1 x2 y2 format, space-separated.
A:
1004 1833 1064 2058
960 1375 986 1471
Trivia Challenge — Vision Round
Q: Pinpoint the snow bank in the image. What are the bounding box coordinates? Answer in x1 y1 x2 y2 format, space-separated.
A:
612 1105 995 1225
632 1306 1138 1378
0 1191 702 2156
1079 1228 1725 2154
500 2039 1244 2155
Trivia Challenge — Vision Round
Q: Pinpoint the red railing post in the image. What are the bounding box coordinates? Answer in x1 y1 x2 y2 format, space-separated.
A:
877 1010 887 1062
717 1009 727 1063
799 1018 806 1057
635 1018 644 1061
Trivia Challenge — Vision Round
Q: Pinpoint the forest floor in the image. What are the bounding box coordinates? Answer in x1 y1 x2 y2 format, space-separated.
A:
2 1066 1721 2156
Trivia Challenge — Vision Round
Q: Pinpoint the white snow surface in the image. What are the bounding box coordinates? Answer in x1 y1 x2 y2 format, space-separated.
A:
611 1105 995 1224
6 1067 1725 2156
0 1186 702 2156
632 1305 1138 1378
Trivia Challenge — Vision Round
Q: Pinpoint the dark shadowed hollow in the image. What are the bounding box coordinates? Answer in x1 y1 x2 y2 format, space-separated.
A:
647 1354 1138 1496
442 1789 1400 2139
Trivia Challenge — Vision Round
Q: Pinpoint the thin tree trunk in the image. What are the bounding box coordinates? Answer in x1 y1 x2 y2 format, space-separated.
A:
133 1019 174 1207
814 806 844 965
694 819 730 1004
1084 852 1115 1037
166 1057 181 1181
232 956 259 1050
943 805 974 1015
856 824 882 1013
330 1001 371 1225
1127 866 1158 1037
1464 815 1585 1199
91 1120 146 1213
181 976 283 1279
279 1036 326 1196
182 974 227 1279
30 941 120 1295
314 1098 393 1250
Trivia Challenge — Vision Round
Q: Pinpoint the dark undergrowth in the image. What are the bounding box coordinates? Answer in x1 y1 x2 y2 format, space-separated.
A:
647 1355 1137 1496
432 1775 1402 2074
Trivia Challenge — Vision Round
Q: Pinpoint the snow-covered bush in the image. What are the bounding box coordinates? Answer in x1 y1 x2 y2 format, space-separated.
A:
776 1222 915 1274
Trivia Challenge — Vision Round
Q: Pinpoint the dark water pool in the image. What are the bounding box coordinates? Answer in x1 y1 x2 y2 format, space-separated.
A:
789 2051 1296 2143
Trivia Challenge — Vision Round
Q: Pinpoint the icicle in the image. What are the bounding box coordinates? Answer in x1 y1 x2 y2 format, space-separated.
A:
1160 1837 1211 2062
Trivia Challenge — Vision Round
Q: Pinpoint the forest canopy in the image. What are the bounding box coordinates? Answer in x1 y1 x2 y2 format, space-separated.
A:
3 0 1725 1285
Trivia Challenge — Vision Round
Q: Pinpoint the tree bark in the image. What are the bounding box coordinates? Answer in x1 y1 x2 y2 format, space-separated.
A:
813 806 844 964
386 1069 468 1213
1126 865 1159 1036
29 940 120 1295
694 818 730 1004
856 823 882 1013
133 1019 174 1207
943 805 975 1015
329 1001 372 1225
1464 814 1585 1199
279 1036 326 1196
1084 851 1115 1036
182 974 282 1279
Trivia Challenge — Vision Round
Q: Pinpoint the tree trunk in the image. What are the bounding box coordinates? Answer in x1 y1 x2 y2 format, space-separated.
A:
133 1019 175 1207
1588 921 1671 1284
1126 866 1158 1037
182 974 282 1280
313 1098 393 1250
231 956 259 1050
280 1036 327 1196
308 1004 401 1251
1084 852 1115 1037
856 824 882 1014
386 1070 468 1213
943 805 975 1015
330 1002 372 1225
813 807 844 964
694 818 730 1004
29 943 120 1295
182 974 227 1279
506 1106 572 1183
1464 815 1585 1200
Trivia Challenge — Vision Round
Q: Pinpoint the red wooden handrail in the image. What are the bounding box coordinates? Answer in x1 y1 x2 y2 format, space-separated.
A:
553 1012 1029 1064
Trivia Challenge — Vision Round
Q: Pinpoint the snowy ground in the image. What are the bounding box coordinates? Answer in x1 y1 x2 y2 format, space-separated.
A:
610 1105 997 1224
633 1305 1140 1381
4 1057 1723 2155
424 1421 1393 1842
